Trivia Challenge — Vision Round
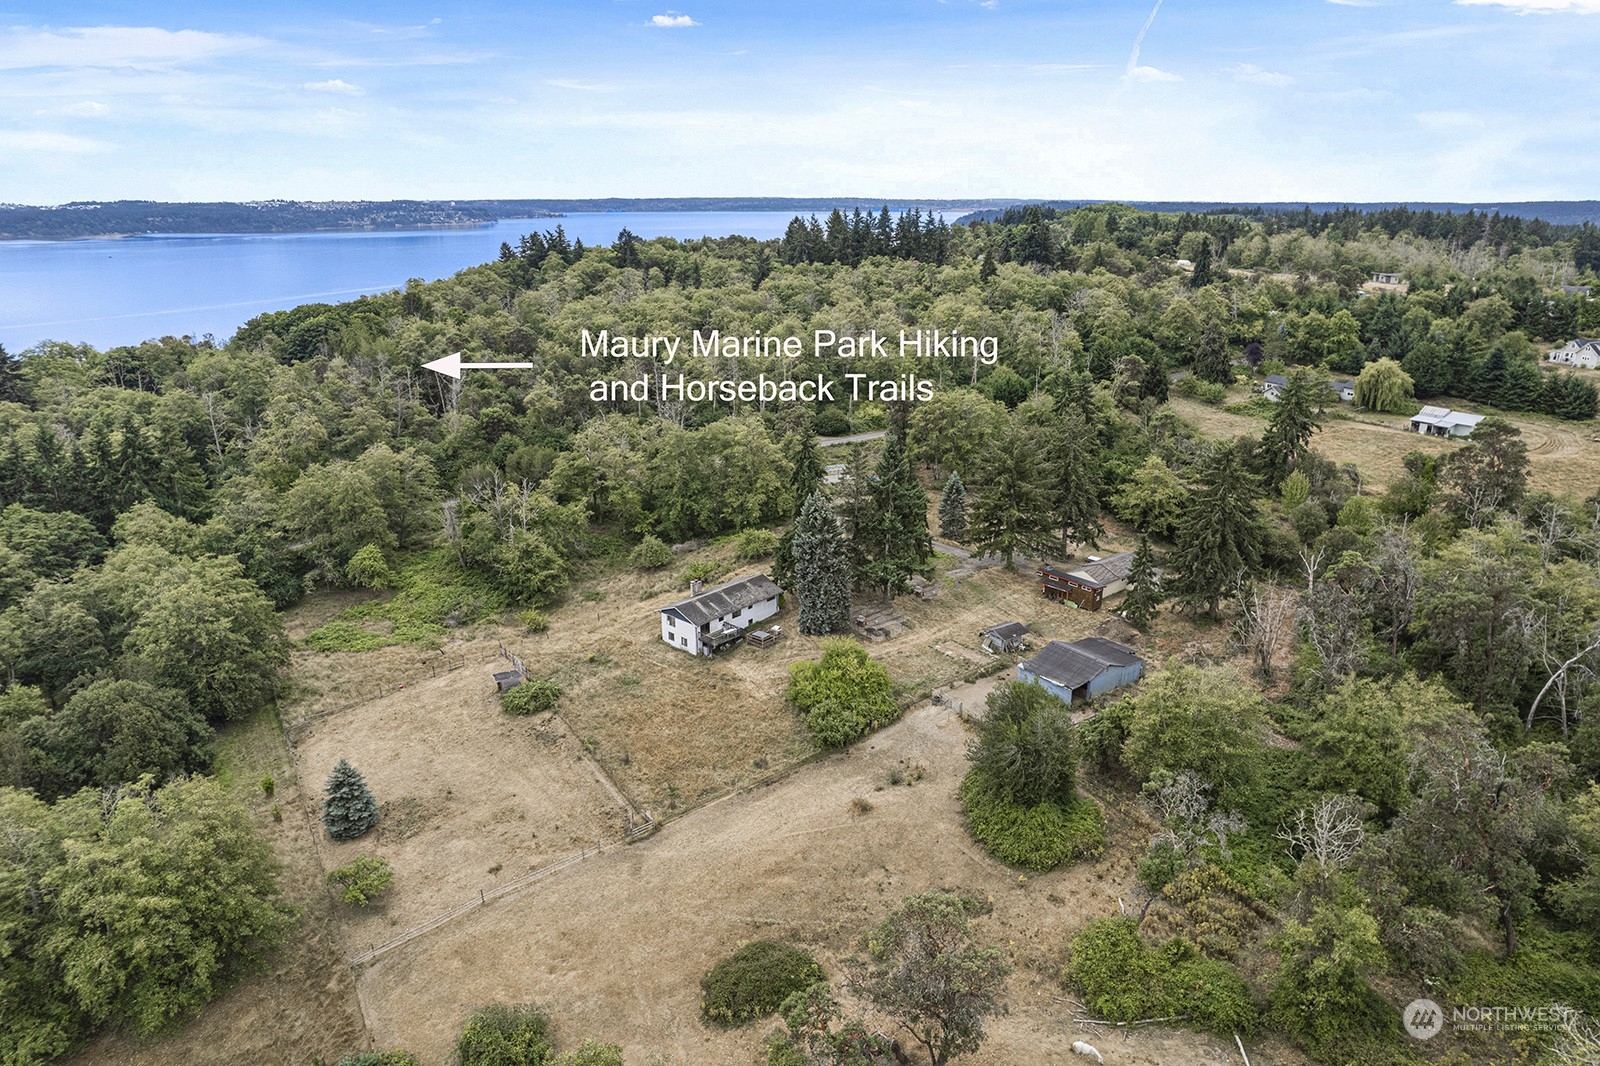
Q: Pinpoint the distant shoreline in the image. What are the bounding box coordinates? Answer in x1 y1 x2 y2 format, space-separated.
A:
4 197 1599 241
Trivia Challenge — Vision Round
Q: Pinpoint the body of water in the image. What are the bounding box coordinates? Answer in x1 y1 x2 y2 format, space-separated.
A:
0 211 805 353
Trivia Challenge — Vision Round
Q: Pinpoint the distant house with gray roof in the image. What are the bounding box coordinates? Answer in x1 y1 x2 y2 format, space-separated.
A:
1548 339 1600 369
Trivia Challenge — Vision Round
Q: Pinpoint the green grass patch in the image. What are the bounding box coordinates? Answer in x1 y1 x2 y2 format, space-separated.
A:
340 548 507 647
303 620 395 653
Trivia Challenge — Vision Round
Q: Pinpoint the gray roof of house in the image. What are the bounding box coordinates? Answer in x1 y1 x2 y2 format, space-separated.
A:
1020 637 1143 691
983 622 1030 640
661 573 781 627
1331 379 1355 391
1264 374 1288 387
1066 551 1136 588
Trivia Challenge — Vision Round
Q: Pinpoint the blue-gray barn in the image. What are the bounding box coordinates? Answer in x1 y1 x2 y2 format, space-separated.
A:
1017 637 1144 704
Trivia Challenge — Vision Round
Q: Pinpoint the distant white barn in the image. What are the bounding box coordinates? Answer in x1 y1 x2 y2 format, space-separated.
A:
659 574 781 657
1409 405 1485 438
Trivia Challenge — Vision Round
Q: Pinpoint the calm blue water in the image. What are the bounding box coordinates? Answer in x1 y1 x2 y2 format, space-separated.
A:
0 211 804 353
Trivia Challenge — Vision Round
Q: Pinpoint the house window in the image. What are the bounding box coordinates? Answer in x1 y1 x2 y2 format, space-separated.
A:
667 616 675 628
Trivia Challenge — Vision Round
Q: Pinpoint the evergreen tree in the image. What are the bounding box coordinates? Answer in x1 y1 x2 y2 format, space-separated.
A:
788 431 826 515
1260 369 1324 483
791 490 852 634
1051 408 1102 555
1168 443 1264 619
1122 535 1163 631
938 472 968 542
858 436 931 600
322 759 378 841
1189 237 1214 288
969 420 1056 568
1191 324 1232 385
978 250 997 281
0 343 22 405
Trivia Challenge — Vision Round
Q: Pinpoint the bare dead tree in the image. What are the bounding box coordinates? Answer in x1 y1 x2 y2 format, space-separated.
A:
1299 581 1368 686
1527 625 1600 736
1233 577 1298 682
1278 794 1369 877
1145 771 1247 868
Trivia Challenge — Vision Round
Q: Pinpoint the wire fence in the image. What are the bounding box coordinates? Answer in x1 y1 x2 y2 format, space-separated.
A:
285 653 476 741
348 843 610 967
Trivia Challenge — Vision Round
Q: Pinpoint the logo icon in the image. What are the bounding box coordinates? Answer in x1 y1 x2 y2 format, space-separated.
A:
1403 998 1444 1040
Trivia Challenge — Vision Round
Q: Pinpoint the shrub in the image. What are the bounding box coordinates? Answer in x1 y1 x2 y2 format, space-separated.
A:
345 543 395 588
629 534 673 570
456 1002 554 1066
327 855 394 905
1066 918 1258 1035
516 608 550 633
787 639 898 748
550 1041 623 1066
736 528 779 561
959 773 1105 871
813 408 851 436
501 678 562 716
682 560 722 583
337 1052 419 1066
701 941 825 1027
1173 376 1228 405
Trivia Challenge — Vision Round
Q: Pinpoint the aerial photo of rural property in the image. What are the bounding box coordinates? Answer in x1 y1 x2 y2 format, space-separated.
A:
4 3 1600 1066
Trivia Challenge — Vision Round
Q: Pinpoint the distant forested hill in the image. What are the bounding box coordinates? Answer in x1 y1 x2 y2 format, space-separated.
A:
0 197 1012 240
956 200 1600 227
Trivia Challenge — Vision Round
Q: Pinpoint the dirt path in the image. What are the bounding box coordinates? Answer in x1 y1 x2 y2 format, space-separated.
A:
355 683 1248 1066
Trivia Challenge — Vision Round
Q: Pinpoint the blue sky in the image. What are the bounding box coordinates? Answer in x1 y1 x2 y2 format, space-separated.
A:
1 0 1596 204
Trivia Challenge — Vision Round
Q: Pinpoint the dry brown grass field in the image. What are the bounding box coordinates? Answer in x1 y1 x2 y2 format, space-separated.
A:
1169 394 1600 497
69 537 1301 1066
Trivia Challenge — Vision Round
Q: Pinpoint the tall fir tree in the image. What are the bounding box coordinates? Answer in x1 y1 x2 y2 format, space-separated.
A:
1121 535 1163 631
858 436 931 601
792 490 852 634
788 431 826 515
1189 237 1214 288
969 420 1056 568
1168 442 1264 619
1051 408 1102 555
1260 369 1324 483
322 759 379 841
938 471 968 542
0 343 22 405
1191 324 1232 385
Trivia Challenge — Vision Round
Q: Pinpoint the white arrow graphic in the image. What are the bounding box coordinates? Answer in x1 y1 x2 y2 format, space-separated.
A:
421 351 534 380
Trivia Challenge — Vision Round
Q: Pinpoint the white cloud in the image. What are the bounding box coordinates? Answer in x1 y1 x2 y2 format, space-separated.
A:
0 129 110 153
1455 0 1600 10
1228 63 1292 85
544 78 616 92
1416 110 1485 128
650 13 699 27
302 79 364 95
40 100 112 117
1125 65 1182 82
0 26 266 70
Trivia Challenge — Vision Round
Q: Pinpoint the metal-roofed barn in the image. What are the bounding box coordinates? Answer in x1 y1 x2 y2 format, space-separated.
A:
1017 637 1144 704
659 573 782 656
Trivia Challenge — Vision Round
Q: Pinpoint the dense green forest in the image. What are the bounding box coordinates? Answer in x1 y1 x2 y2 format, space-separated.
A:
2 202 1600 1065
